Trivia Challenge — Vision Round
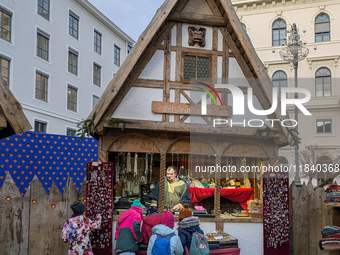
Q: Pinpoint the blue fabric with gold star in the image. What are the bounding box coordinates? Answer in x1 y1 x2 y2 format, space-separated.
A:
0 131 98 195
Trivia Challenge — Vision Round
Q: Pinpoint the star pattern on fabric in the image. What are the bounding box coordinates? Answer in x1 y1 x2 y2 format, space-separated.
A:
0 132 98 195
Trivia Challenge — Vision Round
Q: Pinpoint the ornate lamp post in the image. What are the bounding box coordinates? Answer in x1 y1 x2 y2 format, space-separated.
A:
279 23 309 185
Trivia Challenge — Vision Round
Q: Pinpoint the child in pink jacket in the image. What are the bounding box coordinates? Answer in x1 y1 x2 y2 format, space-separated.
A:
115 200 144 255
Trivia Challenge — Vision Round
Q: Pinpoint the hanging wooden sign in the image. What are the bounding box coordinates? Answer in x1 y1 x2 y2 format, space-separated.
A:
152 101 232 117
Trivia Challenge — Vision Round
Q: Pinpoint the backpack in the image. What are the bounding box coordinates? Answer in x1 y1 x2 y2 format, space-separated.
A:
152 233 176 255
189 232 210 255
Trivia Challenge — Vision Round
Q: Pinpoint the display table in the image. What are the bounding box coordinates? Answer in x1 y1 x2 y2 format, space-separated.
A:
189 187 252 210
136 248 240 255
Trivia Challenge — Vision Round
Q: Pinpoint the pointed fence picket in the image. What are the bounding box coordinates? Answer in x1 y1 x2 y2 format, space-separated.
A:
0 172 83 255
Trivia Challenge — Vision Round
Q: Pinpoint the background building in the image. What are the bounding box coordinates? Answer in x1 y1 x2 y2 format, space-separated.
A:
0 0 134 135
232 0 340 184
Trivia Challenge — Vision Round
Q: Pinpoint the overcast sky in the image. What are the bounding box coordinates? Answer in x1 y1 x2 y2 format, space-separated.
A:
88 0 166 42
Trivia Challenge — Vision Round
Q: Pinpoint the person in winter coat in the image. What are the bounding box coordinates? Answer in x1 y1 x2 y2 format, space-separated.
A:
141 213 163 245
147 211 183 255
61 201 102 255
177 204 204 255
115 199 144 255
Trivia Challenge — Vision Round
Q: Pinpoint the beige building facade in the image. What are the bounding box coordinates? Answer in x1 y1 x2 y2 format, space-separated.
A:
232 0 340 184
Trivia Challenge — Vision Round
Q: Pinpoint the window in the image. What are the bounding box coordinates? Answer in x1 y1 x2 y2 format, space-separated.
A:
183 54 210 80
0 7 12 42
316 119 332 133
68 48 78 75
94 30 101 54
69 11 79 39
67 85 77 111
37 0 49 20
34 120 47 133
35 71 48 101
315 67 331 97
36 29 49 61
93 63 101 87
67 128 76 136
272 70 287 98
92 95 99 109
315 13 330 42
114 45 120 66
272 19 286 46
0 55 10 85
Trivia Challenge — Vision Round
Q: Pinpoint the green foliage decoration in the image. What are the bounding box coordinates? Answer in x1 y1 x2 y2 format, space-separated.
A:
76 112 96 142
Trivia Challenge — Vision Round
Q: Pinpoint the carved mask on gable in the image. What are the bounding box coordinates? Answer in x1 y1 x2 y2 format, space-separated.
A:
188 26 206 47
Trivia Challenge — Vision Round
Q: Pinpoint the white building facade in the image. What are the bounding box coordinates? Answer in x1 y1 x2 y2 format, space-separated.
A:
232 0 340 184
0 0 134 135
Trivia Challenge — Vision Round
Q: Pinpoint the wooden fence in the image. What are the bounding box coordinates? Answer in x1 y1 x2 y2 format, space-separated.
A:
289 181 333 255
0 172 85 255
0 172 336 255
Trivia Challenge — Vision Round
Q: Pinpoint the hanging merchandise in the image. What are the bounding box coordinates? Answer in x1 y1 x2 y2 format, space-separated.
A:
263 172 289 255
115 155 120 182
127 152 131 173
150 154 153 181
145 154 149 177
86 162 114 255
134 153 138 176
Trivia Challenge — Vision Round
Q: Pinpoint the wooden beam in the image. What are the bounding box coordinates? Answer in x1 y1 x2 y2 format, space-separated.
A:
176 22 182 82
158 45 227 56
169 11 226 27
163 31 171 122
0 76 32 135
174 89 180 122
206 0 223 16
174 0 190 12
212 27 218 51
0 112 7 129
133 78 248 93
98 22 176 128
222 35 229 105
102 118 281 138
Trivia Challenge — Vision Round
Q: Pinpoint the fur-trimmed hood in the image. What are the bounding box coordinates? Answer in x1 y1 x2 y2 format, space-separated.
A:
178 218 200 229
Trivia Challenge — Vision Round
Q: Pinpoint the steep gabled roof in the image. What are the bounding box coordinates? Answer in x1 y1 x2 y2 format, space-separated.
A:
0 76 32 139
88 0 287 143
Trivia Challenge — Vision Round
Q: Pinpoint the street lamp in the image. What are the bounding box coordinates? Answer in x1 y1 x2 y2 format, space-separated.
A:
279 23 309 185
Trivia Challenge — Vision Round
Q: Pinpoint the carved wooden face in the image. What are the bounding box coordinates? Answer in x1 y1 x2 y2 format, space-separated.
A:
188 26 206 47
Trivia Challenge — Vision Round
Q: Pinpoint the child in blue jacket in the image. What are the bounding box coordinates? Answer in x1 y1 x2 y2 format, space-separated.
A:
177 204 204 255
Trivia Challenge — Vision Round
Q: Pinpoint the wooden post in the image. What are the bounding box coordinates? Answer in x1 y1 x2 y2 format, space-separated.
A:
158 153 166 213
214 155 221 216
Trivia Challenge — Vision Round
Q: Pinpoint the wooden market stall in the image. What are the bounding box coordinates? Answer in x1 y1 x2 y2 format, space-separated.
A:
86 0 289 254
0 75 32 139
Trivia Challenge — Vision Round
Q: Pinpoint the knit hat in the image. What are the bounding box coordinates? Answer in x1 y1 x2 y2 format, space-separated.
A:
178 204 192 221
131 199 143 208
161 211 174 228
70 201 85 216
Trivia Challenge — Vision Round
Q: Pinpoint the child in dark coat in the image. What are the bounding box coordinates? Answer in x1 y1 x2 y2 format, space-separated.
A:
177 204 204 255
